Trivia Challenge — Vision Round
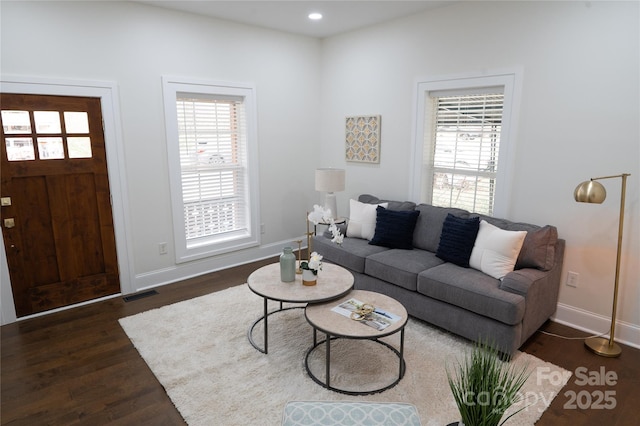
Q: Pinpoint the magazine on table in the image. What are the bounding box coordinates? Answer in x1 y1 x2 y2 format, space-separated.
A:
331 298 401 331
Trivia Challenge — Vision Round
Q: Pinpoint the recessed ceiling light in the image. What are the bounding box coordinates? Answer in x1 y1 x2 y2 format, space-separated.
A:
308 12 323 21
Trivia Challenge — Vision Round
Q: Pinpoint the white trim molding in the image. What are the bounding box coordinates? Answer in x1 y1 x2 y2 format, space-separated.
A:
410 67 524 219
552 302 640 350
134 238 300 292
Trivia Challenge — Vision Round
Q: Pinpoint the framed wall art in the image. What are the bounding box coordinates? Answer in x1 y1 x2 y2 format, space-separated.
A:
345 115 381 163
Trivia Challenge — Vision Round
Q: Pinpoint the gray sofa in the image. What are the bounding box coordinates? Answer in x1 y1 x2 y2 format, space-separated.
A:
313 194 565 355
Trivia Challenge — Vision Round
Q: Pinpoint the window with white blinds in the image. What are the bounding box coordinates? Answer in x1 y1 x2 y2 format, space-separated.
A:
163 77 259 263
429 93 504 215
176 94 247 240
411 70 521 218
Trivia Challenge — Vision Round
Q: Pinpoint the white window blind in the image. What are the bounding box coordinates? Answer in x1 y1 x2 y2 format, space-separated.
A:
429 93 504 215
176 93 248 241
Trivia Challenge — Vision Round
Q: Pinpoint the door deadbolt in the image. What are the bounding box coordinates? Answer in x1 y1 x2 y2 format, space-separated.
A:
4 218 15 228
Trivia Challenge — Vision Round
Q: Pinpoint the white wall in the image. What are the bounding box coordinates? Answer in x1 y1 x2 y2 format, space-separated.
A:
320 1 639 345
0 1 322 321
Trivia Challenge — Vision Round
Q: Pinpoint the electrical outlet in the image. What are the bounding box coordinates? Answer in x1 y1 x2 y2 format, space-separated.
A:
158 242 168 255
566 271 579 288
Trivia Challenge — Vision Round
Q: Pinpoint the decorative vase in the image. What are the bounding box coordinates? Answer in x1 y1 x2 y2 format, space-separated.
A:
280 247 296 282
302 268 317 286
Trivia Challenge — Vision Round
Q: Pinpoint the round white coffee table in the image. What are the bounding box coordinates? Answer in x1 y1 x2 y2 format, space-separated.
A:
304 290 408 395
247 262 353 354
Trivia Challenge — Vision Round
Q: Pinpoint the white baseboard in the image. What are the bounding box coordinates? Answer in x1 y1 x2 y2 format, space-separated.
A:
552 303 640 350
134 238 304 293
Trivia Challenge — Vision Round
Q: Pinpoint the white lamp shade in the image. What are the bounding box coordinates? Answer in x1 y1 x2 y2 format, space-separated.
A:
315 168 345 193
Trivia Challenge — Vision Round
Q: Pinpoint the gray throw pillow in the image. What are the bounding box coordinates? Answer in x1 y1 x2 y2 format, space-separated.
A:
516 225 558 271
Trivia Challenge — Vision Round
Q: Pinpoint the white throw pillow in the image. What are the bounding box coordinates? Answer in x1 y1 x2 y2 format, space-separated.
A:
346 199 388 240
469 220 527 279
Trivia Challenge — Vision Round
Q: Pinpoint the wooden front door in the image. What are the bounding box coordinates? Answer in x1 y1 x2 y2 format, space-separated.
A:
0 94 120 317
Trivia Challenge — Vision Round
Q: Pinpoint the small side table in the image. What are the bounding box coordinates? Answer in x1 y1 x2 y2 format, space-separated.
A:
304 290 408 395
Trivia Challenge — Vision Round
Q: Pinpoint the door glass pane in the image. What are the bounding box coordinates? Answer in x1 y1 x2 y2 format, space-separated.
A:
5 137 35 161
64 111 89 133
68 137 92 158
37 137 65 159
34 111 61 133
1 110 32 134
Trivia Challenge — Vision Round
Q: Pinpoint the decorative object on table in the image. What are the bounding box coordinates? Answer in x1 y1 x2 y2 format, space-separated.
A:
295 239 303 274
279 246 296 282
315 168 345 220
300 252 322 286
349 303 375 321
574 173 630 358
345 115 381 163
446 340 530 426
308 204 343 245
331 297 401 331
301 269 317 286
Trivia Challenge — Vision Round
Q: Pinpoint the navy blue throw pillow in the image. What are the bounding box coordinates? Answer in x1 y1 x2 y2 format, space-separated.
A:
436 214 480 267
369 206 420 250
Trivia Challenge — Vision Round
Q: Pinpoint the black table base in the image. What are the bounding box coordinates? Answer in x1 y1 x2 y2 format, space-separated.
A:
304 328 406 395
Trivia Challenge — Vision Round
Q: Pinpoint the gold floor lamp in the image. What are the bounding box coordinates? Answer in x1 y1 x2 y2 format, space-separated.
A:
573 173 630 357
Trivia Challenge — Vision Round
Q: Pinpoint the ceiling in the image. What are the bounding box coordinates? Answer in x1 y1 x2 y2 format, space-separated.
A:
135 1 453 39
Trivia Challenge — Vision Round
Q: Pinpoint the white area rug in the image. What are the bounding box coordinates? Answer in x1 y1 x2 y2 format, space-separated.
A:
119 284 571 425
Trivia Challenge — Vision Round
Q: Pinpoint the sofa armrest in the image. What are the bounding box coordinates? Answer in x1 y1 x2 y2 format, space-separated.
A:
503 239 565 346
500 268 547 296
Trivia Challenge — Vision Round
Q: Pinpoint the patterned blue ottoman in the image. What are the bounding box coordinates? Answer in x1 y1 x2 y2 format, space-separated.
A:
282 401 421 426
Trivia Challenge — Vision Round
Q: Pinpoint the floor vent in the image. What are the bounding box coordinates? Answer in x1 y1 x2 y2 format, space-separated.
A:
123 290 158 302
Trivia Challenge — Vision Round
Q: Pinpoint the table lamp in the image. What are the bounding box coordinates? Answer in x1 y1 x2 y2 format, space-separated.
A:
573 173 630 357
315 168 345 220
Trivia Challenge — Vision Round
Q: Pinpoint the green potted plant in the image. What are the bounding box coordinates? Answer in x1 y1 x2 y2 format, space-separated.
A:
446 340 531 426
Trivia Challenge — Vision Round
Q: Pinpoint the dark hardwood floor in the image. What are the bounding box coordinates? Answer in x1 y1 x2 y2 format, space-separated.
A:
2 257 638 425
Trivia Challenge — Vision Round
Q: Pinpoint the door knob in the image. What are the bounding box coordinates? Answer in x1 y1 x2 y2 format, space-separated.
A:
4 218 15 228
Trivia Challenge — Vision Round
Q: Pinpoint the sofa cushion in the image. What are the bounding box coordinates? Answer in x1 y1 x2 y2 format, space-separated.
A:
312 234 388 274
346 199 388 240
436 214 480 267
369 206 420 250
365 248 444 291
469 220 527 279
413 204 471 252
417 263 526 325
358 194 416 211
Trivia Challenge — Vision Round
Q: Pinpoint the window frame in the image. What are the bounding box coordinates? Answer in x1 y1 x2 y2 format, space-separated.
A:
162 76 260 263
410 69 522 218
